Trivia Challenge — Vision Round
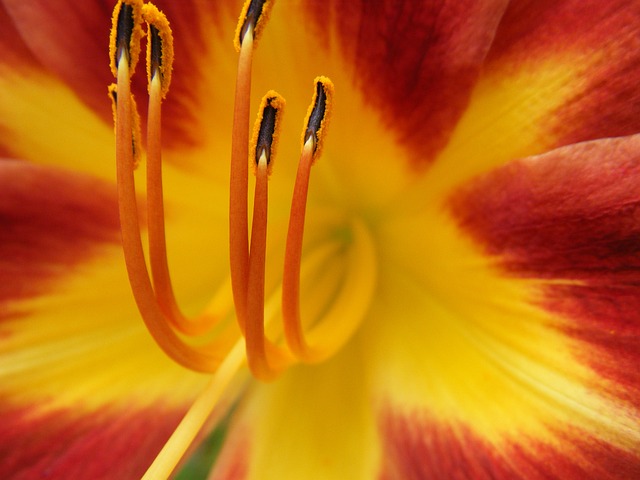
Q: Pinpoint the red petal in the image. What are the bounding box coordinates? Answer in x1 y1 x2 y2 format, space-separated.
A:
487 0 640 148
0 401 185 479
0 160 119 312
449 134 640 404
304 0 510 167
0 2 39 70
380 409 640 479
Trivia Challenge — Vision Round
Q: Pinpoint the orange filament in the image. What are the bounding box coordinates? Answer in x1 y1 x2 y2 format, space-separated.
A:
282 139 316 359
244 92 291 380
246 152 292 380
229 25 254 334
144 10 213 336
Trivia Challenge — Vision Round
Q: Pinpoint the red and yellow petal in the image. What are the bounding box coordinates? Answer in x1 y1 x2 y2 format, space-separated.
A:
2 0 115 124
301 0 510 168
0 161 210 477
487 0 640 149
383 134 640 476
451 134 640 409
1 0 640 478
380 411 640 479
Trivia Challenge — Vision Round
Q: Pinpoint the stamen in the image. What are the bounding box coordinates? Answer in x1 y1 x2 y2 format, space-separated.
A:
302 76 334 163
283 77 364 363
109 0 144 77
111 2 232 372
251 91 285 174
234 0 274 52
142 4 173 98
246 92 291 381
107 0 376 473
283 219 378 363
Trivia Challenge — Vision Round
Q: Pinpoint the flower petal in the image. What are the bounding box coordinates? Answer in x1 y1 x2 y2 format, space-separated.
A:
352 136 640 476
0 161 208 477
0 2 38 71
450 134 640 408
0 404 184 479
487 0 640 149
380 410 640 479
2 0 114 123
210 346 380 480
302 0 510 167
0 160 119 305
0 70 115 178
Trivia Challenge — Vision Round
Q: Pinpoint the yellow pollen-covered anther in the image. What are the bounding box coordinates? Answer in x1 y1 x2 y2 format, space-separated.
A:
302 76 334 163
142 3 174 98
234 0 274 51
109 0 144 77
250 91 285 176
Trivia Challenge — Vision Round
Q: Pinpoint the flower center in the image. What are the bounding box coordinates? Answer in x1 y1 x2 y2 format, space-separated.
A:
108 0 377 384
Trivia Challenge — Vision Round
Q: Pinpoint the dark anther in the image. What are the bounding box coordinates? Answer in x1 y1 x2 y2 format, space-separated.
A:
149 24 163 79
239 0 267 46
304 81 327 151
256 97 278 164
115 2 135 67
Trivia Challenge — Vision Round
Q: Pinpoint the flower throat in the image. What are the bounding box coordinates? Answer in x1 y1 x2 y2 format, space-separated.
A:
109 0 375 382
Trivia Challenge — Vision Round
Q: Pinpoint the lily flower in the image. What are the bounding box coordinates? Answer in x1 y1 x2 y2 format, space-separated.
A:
1 0 639 478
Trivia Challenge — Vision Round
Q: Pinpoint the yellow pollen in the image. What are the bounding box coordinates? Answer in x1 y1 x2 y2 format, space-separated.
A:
250 91 285 176
302 76 335 164
109 0 144 78
142 3 173 98
234 0 274 52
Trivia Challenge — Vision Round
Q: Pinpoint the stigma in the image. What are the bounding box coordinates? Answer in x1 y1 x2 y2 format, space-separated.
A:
108 0 363 383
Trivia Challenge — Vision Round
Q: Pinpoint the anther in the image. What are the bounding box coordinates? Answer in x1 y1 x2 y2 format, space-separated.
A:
142 3 173 97
282 77 339 362
109 0 144 77
302 76 334 163
251 92 285 174
234 0 274 51
245 92 291 380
